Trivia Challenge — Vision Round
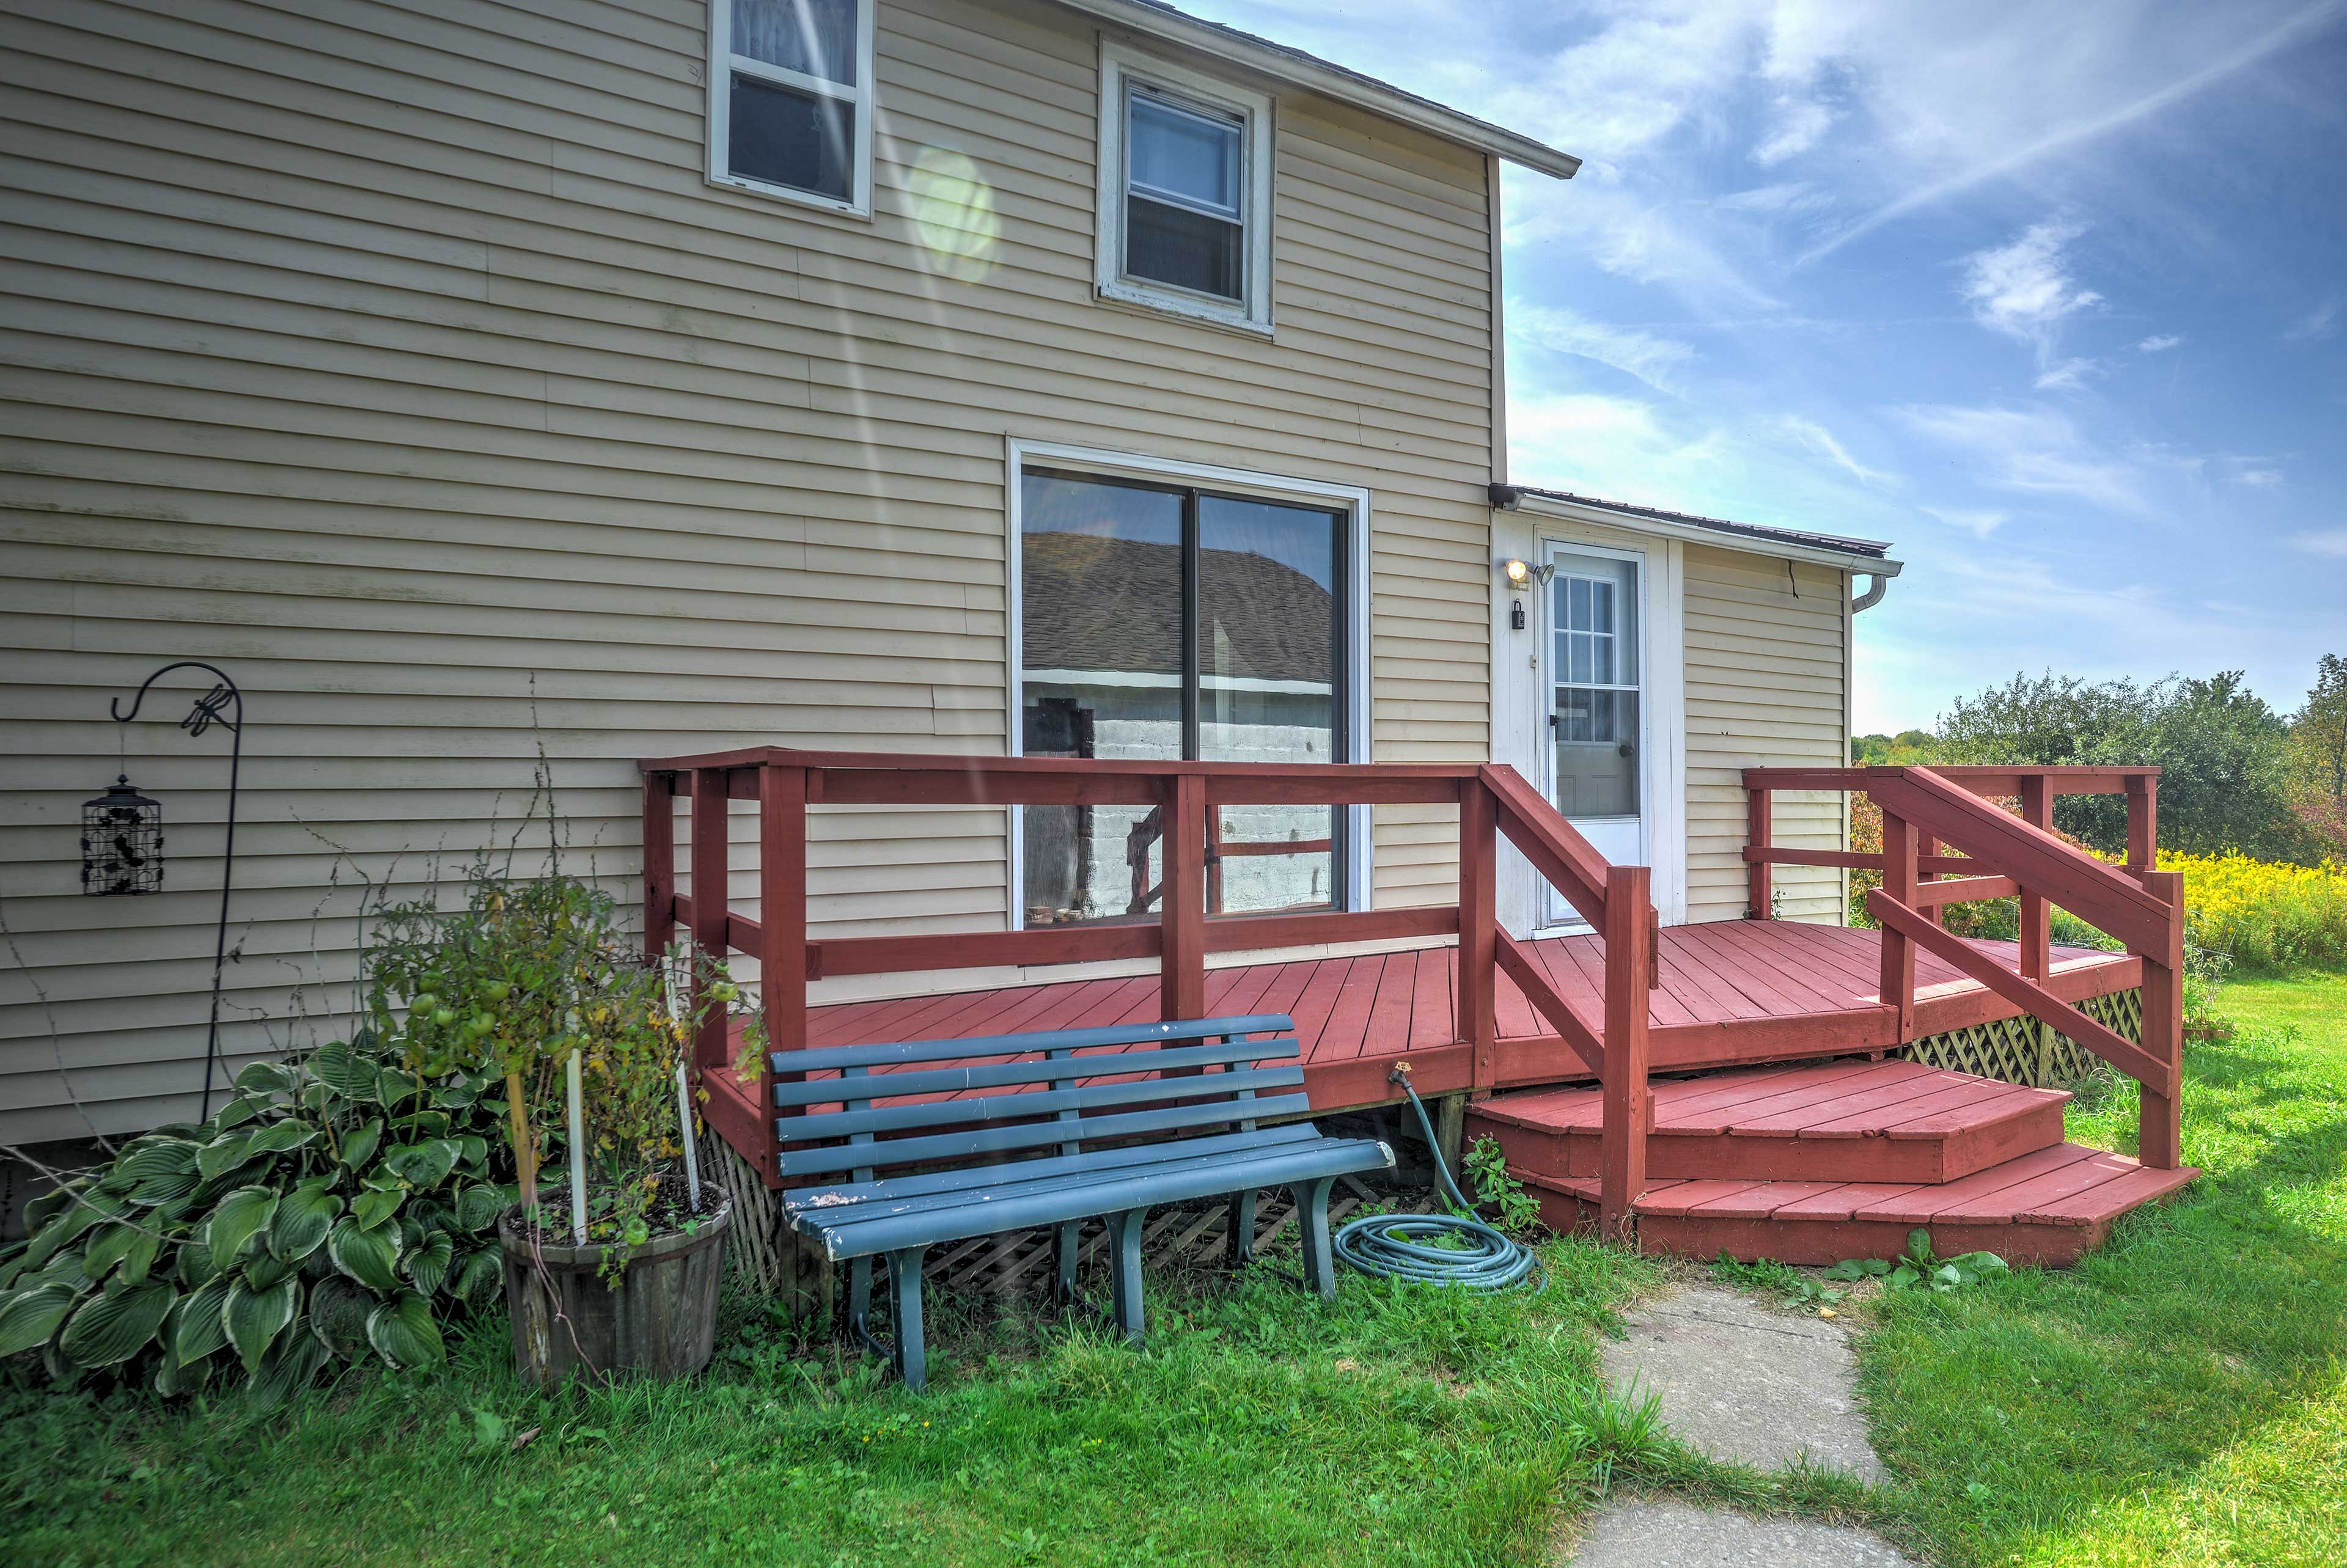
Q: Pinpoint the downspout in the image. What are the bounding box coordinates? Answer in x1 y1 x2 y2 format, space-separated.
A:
1851 571 1889 614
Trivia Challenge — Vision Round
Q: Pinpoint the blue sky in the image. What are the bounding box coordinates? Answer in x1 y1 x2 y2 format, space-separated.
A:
1177 0 2347 731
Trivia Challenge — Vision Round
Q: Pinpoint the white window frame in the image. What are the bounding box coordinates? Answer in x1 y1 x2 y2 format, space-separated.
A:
1004 438 1370 931
707 0 877 219
1095 42 1276 335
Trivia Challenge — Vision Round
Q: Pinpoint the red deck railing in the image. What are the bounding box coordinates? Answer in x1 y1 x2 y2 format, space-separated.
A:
1743 764 2183 1171
637 747 1656 1231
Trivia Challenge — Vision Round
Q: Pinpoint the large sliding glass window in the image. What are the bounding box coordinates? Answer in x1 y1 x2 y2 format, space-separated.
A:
1020 471 1346 926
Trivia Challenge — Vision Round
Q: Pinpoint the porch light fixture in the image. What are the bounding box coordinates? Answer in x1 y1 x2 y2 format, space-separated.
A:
1502 558 1555 588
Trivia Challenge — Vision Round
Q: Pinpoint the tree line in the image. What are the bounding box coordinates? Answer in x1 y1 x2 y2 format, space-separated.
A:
1853 656 2347 865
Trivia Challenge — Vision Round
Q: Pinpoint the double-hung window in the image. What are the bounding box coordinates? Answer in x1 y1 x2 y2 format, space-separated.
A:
709 0 875 216
1096 45 1274 331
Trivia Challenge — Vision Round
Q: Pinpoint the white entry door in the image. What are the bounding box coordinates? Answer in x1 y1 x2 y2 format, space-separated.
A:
1543 546 1648 929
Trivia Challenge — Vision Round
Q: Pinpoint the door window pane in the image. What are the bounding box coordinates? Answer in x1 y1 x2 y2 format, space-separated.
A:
1019 475 1183 925
732 0 857 86
1198 496 1340 915
1551 557 1640 821
727 73 852 201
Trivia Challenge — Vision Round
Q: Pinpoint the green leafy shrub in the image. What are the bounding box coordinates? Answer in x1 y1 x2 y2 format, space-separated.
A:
365 866 752 1270
0 1035 512 1401
1460 1137 1544 1236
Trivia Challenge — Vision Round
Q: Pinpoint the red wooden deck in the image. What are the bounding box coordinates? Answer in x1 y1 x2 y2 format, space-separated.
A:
702 920 2139 1141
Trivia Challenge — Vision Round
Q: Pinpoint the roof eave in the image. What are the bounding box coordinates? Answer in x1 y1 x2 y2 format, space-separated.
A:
1046 0 1582 178
1504 488 1903 574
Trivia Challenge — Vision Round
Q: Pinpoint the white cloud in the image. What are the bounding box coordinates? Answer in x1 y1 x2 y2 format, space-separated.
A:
2137 334 2184 353
2296 530 2347 557
2034 357 2100 390
1754 93 1835 165
1778 414 1892 485
2238 468 2285 488
1962 219 2102 343
1510 302 1697 391
2285 298 2339 341
1892 403 2156 515
1919 505 2010 538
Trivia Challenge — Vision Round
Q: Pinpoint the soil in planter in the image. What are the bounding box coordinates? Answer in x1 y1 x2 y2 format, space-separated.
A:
500 1176 731 1388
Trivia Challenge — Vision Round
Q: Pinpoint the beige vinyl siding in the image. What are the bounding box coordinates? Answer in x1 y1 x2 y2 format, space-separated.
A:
0 0 1497 1141
1682 545 1849 925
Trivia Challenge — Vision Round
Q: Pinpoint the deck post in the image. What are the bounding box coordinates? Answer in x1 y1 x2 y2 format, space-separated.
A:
690 766 731 1078
1745 785 1772 918
1877 805 1916 1040
642 772 674 965
1457 779 1497 1093
1160 772 1207 1021
2137 868 2185 1170
2018 775 2051 983
2126 774 2159 884
758 765 807 1187
1599 864 1651 1242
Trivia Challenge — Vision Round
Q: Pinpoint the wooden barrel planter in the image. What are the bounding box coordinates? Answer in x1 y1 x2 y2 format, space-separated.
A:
498 1187 732 1387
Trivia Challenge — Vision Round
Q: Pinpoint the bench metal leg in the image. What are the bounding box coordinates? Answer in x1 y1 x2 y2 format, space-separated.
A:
885 1245 929 1391
1226 1189 1258 1267
847 1255 885 1359
1055 1220 1082 1302
1104 1206 1149 1346
1293 1176 1337 1299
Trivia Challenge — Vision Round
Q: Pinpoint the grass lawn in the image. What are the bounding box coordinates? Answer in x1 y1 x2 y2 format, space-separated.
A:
5 973 2341 1566
1861 969 2347 1566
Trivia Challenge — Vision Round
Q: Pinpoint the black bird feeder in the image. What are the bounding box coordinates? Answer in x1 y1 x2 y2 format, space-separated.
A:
95 661 248 1120
80 775 166 896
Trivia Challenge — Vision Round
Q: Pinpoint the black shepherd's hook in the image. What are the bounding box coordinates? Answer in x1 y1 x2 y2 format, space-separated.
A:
113 661 244 1122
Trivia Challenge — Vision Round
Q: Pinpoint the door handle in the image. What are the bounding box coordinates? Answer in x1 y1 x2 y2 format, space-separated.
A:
1617 742 1634 759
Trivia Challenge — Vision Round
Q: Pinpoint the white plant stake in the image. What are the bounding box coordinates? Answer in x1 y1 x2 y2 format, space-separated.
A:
566 1047 587 1246
675 1060 701 1212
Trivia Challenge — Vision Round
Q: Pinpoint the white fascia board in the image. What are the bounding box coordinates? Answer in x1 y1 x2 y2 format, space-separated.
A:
1511 492 1905 576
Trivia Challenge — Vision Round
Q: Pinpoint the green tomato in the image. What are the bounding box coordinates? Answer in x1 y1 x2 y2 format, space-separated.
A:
432 1007 457 1028
410 992 438 1013
708 981 740 1003
481 981 511 1004
467 1014 496 1038
421 970 446 992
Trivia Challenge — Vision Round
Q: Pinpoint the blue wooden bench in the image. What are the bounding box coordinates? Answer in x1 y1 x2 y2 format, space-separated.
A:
771 1013 1395 1389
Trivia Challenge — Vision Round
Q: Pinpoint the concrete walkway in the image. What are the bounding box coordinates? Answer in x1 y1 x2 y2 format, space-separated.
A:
1559 1284 1914 1567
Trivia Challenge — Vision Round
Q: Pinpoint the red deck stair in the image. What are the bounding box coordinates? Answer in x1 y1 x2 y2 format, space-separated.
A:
1467 1060 2071 1187
1473 1059 2197 1267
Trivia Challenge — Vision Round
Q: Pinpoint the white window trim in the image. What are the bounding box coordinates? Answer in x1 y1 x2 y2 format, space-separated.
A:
1095 41 1276 335
1004 438 1371 931
707 0 877 219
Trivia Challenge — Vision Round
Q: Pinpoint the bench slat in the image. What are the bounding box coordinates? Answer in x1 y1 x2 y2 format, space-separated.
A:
773 1013 1298 1077
775 1090 1315 1179
795 1138 1395 1261
770 1037 1297 1109
784 1123 1329 1207
784 1064 1305 1143
793 1130 1356 1228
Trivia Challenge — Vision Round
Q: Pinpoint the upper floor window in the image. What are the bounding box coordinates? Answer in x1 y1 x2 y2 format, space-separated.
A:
1096 45 1274 333
708 0 875 217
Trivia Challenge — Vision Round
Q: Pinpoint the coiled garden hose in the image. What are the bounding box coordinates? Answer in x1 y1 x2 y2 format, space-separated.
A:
1333 1066 1543 1291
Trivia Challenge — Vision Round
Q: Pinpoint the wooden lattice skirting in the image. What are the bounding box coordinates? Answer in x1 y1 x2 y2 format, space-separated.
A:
1901 986 2144 1088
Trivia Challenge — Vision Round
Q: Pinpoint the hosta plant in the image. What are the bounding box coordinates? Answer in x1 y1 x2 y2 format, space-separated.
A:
0 1033 513 1402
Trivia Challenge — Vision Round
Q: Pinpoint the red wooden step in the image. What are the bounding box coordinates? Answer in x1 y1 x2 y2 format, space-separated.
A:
1524 1144 2200 1267
1466 1060 2070 1186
